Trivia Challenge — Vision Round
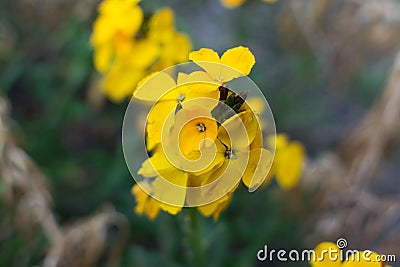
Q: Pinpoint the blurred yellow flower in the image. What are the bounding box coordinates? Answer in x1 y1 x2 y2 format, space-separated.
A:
220 0 277 9
91 0 143 73
268 133 305 190
148 8 192 70
220 0 246 9
91 3 192 101
310 242 392 267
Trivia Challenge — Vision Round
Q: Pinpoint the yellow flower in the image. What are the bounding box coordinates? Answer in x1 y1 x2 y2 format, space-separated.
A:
131 182 160 220
310 242 341 267
342 252 391 267
148 8 192 70
189 46 256 84
220 0 246 9
91 0 143 73
310 242 392 267
134 72 220 151
92 3 193 102
268 134 305 190
220 0 277 9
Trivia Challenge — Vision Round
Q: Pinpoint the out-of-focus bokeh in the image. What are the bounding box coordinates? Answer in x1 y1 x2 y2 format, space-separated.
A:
1 0 399 266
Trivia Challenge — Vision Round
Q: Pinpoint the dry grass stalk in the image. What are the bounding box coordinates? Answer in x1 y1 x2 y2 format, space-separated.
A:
301 50 400 253
0 97 129 267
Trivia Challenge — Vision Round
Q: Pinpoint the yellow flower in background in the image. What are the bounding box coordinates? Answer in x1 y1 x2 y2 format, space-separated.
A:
91 2 192 101
220 0 277 9
148 8 192 70
91 0 143 73
189 46 255 84
101 39 159 101
268 133 305 190
310 242 342 267
220 0 246 9
310 242 392 267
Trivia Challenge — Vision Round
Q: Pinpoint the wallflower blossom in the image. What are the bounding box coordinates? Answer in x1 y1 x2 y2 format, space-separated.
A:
130 46 271 220
310 242 392 267
129 46 304 221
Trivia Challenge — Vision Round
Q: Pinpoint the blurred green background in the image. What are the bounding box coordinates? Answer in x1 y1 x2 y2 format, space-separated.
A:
1 0 399 266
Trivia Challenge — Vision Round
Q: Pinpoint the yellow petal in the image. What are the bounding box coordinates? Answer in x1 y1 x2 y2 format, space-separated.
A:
342 251 385 267
197 193 231 220
153 172 188 213
148 7 175 42
177 71 212 85
171 32 192 62
126 39 159 69
242 148 273 191
133 72 176 102
220 46 255 78
144 197 161 220
219 111 258 149
131 183 161 220
274 133 289 149
275 141 305 190
146 100 176 150
189 48 220 64
189 48 221 81
101 66 143 102
93 45 113 73
309 242 341 267
138 151 169 178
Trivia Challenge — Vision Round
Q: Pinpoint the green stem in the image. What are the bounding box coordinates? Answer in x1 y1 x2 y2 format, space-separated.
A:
187 208 205 267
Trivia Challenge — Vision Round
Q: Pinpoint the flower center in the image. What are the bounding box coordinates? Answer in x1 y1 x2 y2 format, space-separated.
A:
177 94 185 102
224 150 236 160
215 76 223 82
196 123 206 132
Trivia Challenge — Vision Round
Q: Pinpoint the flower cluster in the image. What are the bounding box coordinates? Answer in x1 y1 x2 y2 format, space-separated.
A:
220 0 277 9
91 0 192 101
310 242 392 267
130 46 305 221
